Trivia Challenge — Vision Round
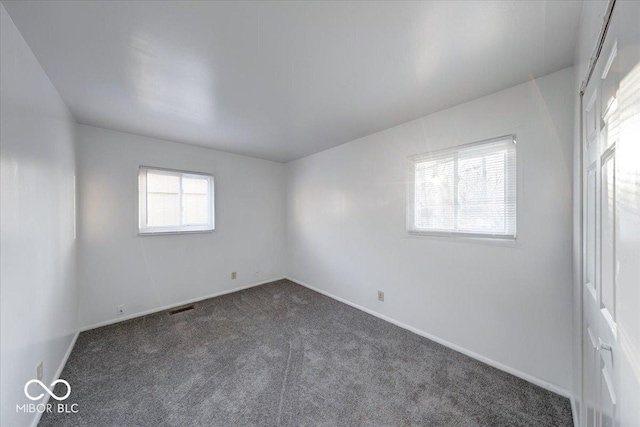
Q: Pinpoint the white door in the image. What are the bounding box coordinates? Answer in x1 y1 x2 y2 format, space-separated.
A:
581 2 640 427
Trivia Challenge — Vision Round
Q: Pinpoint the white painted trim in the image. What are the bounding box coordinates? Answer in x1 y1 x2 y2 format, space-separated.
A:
571 396 579 427
30 331 79 427
80 277 285 332
286 276 571 398
600 39 617 80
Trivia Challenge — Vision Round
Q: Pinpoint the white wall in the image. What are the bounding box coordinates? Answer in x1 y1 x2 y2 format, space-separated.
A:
0 5 581 423
0 4 78 426
76 125 286 329
286 67 575 394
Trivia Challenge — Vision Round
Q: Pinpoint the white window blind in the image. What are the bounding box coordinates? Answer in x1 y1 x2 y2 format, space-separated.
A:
139 167 214 234
408 135 516 238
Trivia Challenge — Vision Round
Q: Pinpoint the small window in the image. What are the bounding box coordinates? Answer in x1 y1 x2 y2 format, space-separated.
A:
138 167 214 235
408 135 516 239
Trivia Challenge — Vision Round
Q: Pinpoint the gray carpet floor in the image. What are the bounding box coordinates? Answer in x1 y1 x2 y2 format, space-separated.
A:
40 279 573 427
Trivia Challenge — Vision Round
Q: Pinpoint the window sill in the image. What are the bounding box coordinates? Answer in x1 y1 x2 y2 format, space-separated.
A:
407 230 519 248
139 228 215 236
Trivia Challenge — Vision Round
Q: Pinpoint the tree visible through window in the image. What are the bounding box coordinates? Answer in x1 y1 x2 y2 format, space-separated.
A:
409 135 516 238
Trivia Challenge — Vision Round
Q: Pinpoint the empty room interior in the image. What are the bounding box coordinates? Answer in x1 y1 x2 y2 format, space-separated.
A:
1 1 639 426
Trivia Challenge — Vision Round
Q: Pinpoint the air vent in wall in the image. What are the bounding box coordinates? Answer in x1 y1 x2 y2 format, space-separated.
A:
168 305 195 315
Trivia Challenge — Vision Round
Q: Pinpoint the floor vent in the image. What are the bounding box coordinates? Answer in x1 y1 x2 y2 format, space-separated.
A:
168 305 195 316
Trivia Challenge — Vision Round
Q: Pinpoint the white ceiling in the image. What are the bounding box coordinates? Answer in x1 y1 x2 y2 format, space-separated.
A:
3 1 582 162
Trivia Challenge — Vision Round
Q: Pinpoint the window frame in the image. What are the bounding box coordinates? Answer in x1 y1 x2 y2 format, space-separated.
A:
138 166 215 235
407 135 517 240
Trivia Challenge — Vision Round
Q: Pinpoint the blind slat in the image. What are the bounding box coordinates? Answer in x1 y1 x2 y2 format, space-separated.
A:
409 136 516 238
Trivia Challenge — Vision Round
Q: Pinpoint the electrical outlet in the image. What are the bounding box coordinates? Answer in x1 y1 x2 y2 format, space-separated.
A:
117 305 125 316
231 272 237 280
377 291 384 302
36 361 43 381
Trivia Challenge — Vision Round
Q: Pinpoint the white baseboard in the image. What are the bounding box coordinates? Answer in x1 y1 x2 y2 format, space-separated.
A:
30 330 79 427
80 277 285 332
286 276 572 399
28 277 574 427
29 278 284 426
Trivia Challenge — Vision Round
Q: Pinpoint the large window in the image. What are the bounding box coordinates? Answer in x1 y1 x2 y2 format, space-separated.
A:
408 135 516 239
138 167 214 234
